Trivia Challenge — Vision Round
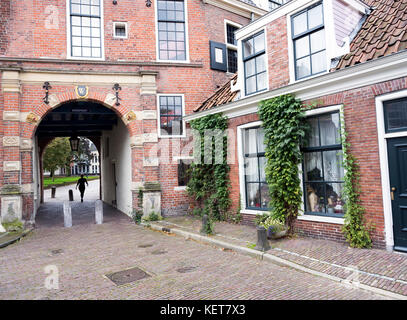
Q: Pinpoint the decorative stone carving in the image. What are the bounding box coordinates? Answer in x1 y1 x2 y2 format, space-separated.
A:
20 138 33 150
3 111 20 121
142 191 161 218
130 135 143 148
3 136 20 147
143 157 159 167
47 94 60 108
104 93 117 107
26 112 39 124
124 111 137 124
3 161 21 172
1 196 22 223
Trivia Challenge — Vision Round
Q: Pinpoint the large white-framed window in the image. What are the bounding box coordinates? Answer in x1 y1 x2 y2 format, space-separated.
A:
242 30 268 96
224 20 241 74
157 94 186 138
298 105 345 225
156 0 189 62
67 0 104 60
291 1 326 81
237 121 270 214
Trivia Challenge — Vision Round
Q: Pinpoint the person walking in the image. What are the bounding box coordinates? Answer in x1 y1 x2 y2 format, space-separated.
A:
76 174 89 203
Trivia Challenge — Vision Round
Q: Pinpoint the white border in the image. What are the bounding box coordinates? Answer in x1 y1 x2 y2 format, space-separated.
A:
154 0 190 63
297 104 345 225
113 21 128 39
66 0 105 61
376 89 407 251
224 19 241 74
157 93 187 138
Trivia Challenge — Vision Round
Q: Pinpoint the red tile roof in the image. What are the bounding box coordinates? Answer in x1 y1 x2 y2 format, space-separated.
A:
194 74 238 112
335 0 407 70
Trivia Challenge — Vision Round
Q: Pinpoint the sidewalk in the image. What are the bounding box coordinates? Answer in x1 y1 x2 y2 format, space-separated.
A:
146 215 407 299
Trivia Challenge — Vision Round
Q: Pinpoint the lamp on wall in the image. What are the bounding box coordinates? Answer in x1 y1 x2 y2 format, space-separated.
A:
69 135 80 152
113 0 118 5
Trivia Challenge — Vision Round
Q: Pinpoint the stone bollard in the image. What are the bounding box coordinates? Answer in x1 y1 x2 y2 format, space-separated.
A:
200 214 209 235
69 189 74 201
51 186 56 198
63 201 72 228
254 226 270 252
95 200 103 225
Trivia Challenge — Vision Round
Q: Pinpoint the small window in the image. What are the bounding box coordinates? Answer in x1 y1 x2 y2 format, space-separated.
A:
159 95 184 136
225 23 239 73
384 97 407 133
301 111 345 217
242 31 267 96
291 2 326 80
178 159 192 186
269 0 289 11
114 22 127 39
243 126 270 210
226 24 238 46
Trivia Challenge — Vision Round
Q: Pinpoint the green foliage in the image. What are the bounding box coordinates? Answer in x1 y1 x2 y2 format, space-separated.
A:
131 210 143 224
258 94 308 232
146 211 160 221
43 175 99 188
339 107 372 248
2 219 24 232
259 214 286 233
132 188 144 224
187 113 231 222
254 213 269 226
43 138 72 178
191 207 204 217
201 215 215 235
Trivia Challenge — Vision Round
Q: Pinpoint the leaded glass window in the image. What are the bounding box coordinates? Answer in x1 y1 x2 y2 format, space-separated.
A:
159 95 183 136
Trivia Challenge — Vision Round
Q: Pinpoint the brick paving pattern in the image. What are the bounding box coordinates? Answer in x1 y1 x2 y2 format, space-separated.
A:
0 202 387 300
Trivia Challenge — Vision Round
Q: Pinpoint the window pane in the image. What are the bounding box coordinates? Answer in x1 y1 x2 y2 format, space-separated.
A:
296 56 311 79
305 117 320 147
72 36 81 46
305 183 325 212
227 24 238 45
246 76 256 95
243 38 254 58
292 12 307 36
326 183 345 215
257 127 265 153
71 4 81 14
310 29 325 53
384 98 407 132
227 49 238 73
72 46 81 56
304 152 323 181
311 50 326 74
72 26 81 36
323 150 344 181
244 128 257 154
319 112 340 146
308 4 323 30
257 72 267 91
245 157 259 182
256 55 266 73
245 59 256 77
260 183 270 208
254 32 265 53
295 36 310 59
247 183 261 208
259 156 267 182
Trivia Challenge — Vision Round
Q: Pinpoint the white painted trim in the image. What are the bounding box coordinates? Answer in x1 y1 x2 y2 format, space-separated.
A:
202 0 267 19
297 214 345 224
174 186 187 191
224 19 242 48
154 0 190 63
241 209 264 215
157 93 187 139
113 21 128 39
66 0 105 61
375 89 407 250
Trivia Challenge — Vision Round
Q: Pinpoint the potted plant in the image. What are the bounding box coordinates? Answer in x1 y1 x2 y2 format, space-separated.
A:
258 215 288 240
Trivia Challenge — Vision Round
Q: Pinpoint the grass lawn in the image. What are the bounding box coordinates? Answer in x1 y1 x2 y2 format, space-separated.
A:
43 175 100 188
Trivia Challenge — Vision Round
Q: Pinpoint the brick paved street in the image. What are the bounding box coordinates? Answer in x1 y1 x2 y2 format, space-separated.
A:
0 199 388 300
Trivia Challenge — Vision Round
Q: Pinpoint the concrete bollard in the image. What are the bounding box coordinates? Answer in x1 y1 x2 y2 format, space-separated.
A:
200 214 209 235
254 226 270 252
51 186 56 198
63 201 72 227
95 200 103 225
69 189 74 201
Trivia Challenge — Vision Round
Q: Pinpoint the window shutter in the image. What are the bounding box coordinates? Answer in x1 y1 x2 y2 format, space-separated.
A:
209 41 227 72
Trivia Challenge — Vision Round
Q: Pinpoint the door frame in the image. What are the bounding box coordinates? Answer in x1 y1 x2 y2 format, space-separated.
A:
376 89 407 251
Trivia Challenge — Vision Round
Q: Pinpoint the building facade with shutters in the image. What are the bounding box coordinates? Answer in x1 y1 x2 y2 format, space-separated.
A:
186 0 407 251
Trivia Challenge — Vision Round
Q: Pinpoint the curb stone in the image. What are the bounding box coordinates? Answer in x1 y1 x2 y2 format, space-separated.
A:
0 228 33 249
143 222 407 300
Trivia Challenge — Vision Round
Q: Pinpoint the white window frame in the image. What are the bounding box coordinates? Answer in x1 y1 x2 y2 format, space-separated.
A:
224 20 242 74
238 27 269 99
66 0 105 61
157 93 186 138
154 0 190 63
298 104 345 225
113 21 128 39
376 89 407 251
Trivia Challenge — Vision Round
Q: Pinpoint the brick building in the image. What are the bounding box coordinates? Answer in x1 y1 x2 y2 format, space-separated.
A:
187 0 407 251
0 0 268 223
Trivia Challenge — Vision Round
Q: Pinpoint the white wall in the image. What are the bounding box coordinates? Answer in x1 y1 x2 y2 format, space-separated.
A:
101 120 132 216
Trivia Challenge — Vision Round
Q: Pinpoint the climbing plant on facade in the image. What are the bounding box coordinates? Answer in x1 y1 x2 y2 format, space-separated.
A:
339 106 372 248
258 94 308 233
187 113 231 222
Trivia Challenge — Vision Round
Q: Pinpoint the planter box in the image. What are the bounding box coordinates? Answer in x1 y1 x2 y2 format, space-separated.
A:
267 226 288 240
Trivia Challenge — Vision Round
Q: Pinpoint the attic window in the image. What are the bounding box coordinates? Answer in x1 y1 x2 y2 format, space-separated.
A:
114 22 127 38
269 0 289 11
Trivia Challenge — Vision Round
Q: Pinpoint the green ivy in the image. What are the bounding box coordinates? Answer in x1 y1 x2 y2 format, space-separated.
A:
258 94 308 233
187 113 231 222
339 106 372 248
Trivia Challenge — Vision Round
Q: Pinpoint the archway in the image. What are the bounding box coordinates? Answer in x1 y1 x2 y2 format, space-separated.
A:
32 99 133 226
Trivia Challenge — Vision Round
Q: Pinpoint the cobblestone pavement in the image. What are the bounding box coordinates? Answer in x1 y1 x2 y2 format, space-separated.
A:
155 216 407 297
0 202 387 300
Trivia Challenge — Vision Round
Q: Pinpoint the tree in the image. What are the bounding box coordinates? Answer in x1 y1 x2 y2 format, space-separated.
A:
43 138 72 180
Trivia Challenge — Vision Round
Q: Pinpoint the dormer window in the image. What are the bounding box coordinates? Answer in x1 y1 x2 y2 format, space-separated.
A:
291 2 326 80
242 31 267 96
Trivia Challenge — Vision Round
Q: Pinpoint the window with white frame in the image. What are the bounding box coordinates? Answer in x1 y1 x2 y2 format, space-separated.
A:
291 2 326 80
269 0 290 11
159 95 184 136
242 31 267 96
69 0 102 59
226 23 239 73
157 0 186 61
301 111 345 217
113 22 127 39
243 126 270 210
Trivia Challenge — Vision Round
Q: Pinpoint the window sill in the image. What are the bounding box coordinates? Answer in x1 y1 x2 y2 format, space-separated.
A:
240 209 268 215
297 214 344 225
174 186 187 191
